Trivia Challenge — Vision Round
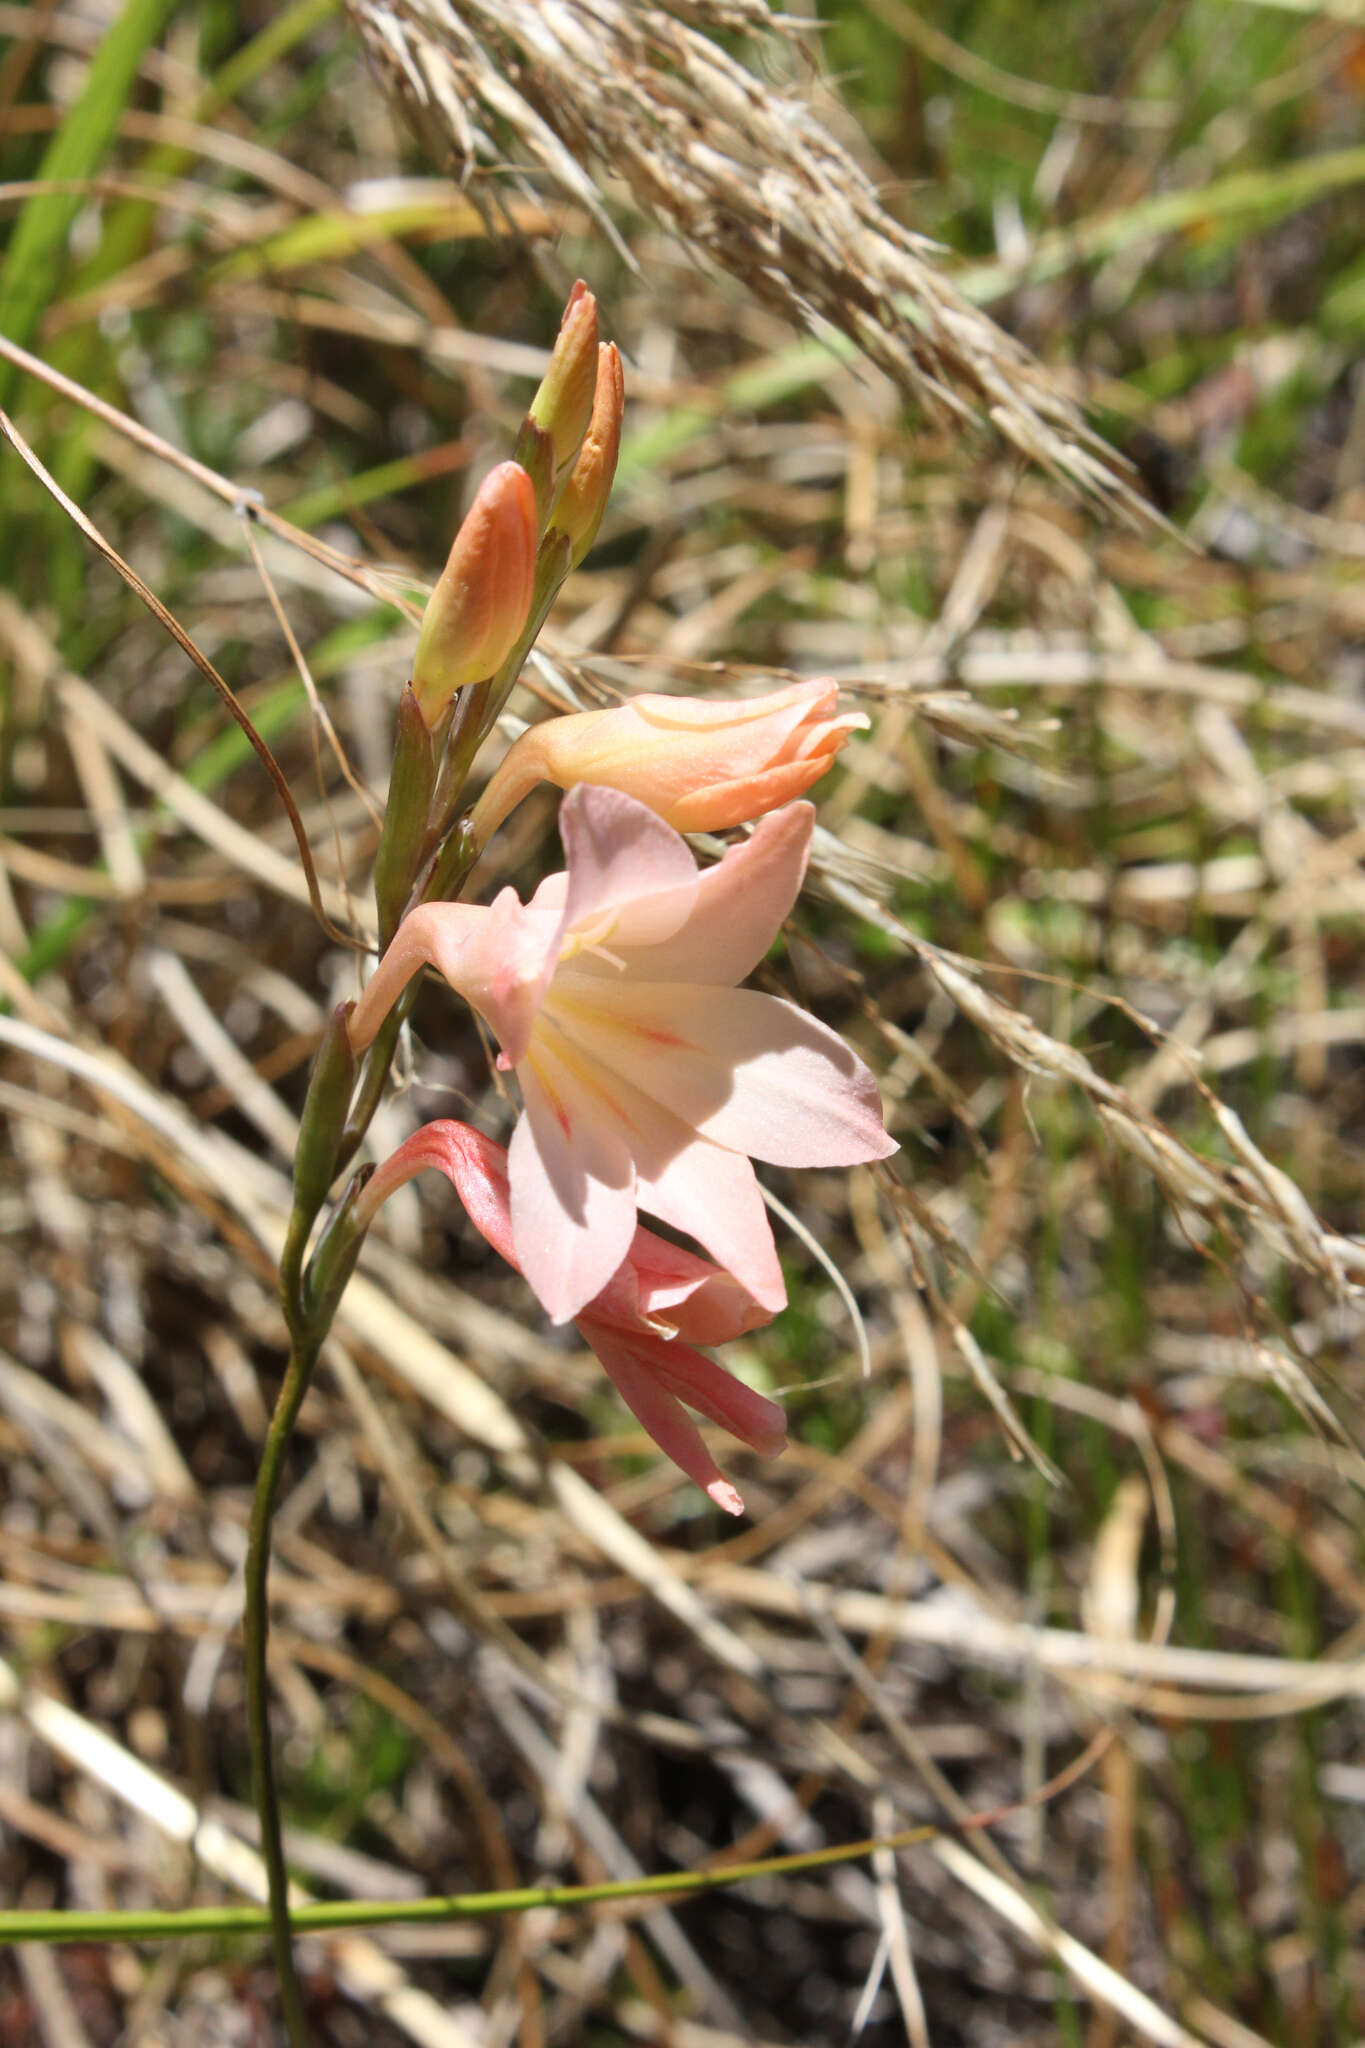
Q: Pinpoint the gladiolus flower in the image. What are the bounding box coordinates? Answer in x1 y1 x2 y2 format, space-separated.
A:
547 341 624 567
411 461 538 724
356 1120 787 1513
348 785 896 1324
471 678 866 844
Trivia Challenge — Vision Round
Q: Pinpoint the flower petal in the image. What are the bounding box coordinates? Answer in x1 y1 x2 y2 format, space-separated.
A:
615 1228 773 1345
609 802 813 987
633 1129 786 1315
509 1061 638 1321
583 1323 749 1515
624 1329 789 1457
545 979 895 1167
430 887 564 1065
559 784 699 947
667 760 836 834
588 1222 765 1340
523 1000 788 1314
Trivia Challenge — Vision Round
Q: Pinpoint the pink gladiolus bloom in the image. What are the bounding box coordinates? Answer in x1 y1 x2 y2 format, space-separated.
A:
357 1120 787 1513
470 678 866 845
348 785 896 1325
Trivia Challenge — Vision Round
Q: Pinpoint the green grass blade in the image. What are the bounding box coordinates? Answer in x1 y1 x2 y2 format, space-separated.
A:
0 0 179 404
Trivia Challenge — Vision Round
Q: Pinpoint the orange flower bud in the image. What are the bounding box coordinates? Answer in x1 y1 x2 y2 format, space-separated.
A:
469 678 866 844
526 280 599 472
411 461 538 723
550 342 624 566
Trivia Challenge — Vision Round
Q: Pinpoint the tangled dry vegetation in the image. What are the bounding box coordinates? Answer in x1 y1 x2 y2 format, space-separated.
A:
2 2 1365 2043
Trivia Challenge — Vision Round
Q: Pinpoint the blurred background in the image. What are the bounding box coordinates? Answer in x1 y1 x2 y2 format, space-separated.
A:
1 1 1364 2041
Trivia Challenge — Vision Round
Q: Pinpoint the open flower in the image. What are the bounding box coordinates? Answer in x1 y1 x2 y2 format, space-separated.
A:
357 1120 786 1513
470 678 866 845
349 786 896 1324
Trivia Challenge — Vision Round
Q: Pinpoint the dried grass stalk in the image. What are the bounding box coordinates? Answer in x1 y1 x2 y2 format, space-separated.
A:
347 0 1152 521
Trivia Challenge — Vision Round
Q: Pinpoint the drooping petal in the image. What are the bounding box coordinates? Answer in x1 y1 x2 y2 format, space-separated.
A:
628 1330 788 1457
583 1323 750 1515
509 1059 638 1321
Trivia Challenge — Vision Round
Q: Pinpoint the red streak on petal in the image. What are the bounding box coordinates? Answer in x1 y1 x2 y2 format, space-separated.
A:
536 1073 573 1135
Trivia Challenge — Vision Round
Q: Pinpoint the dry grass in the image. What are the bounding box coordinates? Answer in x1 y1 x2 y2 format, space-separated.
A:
2 3 1365 2044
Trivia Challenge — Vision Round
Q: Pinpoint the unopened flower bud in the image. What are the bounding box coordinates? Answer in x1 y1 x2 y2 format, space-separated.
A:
411 461 537 723
291 1003 358 1218
469 678 865 844
526 280 599 472
549 342 624 567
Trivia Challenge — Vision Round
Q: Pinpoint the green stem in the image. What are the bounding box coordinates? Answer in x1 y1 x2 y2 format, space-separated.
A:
332 817 478 1183
243 1323 324 2048
0 1820 942 1945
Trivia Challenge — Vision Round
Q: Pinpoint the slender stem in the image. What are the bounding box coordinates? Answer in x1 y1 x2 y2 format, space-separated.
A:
243 1324 323 2048
0 1819 946 1945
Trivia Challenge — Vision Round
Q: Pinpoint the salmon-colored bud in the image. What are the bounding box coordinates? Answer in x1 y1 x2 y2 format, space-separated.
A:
412 462 538 723
526 280 599 471
469 678 866 844
550 342 624 566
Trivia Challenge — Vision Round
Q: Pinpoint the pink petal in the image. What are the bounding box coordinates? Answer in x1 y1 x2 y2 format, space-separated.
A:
582 1323 751 1515
586 1221 773 1346
633 1129 787 1315
517 1015 788 1315
543 978 896 1168
631 1332 789 1456
613 1227 773 1345
609 803 814 987
559 784 699 947
509 1061 638 1322
426 888 563 1067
